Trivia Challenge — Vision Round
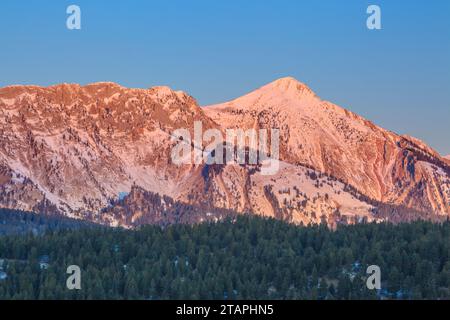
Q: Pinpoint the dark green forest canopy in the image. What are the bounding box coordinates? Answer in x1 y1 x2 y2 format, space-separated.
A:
0 212 449 300
0 208 98 236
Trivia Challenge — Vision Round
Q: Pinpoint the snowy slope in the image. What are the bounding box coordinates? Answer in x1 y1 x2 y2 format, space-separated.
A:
0 83 216 221
0 78 448 227
204 77 450 216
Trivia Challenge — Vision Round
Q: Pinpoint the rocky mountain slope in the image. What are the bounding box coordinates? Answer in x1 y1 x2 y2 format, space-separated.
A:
204 77 450 217
0 78 448 227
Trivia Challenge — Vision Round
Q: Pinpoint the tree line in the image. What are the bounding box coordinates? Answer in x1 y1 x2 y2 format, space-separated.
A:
0 213 449 300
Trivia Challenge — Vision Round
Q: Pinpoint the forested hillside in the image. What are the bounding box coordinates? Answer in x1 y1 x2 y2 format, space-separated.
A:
0 208 97 236
0 216 449 300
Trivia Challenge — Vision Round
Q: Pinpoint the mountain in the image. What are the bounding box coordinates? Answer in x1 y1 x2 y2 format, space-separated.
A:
0 82 218 224
0 78 449 227
204 77 450 217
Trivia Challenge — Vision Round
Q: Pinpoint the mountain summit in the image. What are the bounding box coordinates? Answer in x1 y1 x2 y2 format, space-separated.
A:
205 77 318 114
0 79 449 227
205 78 450 216
263 76 315 95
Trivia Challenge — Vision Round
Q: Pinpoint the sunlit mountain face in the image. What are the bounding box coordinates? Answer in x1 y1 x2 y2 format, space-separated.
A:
1 78 449 227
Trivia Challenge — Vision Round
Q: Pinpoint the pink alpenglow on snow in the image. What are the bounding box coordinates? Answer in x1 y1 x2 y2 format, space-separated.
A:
0 78 449 227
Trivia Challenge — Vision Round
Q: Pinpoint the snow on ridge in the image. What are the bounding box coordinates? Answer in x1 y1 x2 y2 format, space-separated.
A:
203 76 318 111
1 76 448 224
0 98 16 106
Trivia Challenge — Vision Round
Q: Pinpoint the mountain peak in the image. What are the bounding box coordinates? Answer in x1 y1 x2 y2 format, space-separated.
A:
263 77 315 95
270 76 304 86
82 82 123 89
149 85 179 95
148 85 192 102
203 76 318 112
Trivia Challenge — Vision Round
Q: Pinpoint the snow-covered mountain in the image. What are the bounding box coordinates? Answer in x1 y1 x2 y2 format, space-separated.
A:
0 82 217 223
204 77 450 217
0 78 449 227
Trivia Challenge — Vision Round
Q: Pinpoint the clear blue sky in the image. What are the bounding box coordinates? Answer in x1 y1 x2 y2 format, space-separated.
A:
1 0 449 154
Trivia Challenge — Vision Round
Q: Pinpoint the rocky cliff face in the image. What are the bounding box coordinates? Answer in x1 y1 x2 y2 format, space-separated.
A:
204 77 450 217
0 78 448 227
0 82 217 220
